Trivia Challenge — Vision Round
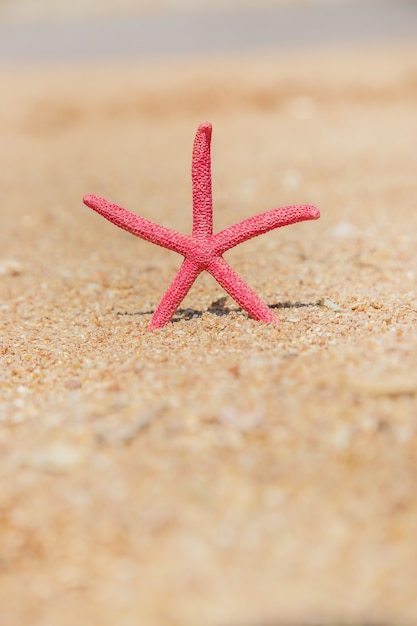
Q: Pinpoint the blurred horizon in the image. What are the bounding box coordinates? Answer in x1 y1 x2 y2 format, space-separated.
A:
0 0 401 22
0 0 416 62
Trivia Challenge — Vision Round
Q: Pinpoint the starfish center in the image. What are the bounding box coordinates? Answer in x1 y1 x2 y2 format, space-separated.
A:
186 238 217 268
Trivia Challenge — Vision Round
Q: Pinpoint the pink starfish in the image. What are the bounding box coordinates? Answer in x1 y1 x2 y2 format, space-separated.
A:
83 122 319 329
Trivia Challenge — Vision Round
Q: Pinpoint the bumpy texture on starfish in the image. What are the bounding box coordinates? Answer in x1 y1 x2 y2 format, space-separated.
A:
84 122 319 329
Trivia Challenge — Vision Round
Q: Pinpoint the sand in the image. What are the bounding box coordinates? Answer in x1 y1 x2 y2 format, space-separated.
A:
1 44 417 625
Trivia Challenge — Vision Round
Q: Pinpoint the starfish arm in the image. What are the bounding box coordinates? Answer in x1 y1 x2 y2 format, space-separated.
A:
213 204 320 254
149 258 201 329
192 122 213 238
83 194 191 256
208 256 277 324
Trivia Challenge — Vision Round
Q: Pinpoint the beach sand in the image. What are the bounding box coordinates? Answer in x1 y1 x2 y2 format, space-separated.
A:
1 44 417 625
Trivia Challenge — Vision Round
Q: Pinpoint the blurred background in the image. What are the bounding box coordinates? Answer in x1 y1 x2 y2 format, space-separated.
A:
0 0 416 61
0 0 390 20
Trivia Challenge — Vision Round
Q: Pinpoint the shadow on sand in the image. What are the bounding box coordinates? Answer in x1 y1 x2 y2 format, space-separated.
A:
116 296 320 324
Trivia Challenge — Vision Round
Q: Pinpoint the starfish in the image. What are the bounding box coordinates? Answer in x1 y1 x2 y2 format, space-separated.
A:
83 122 319 329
